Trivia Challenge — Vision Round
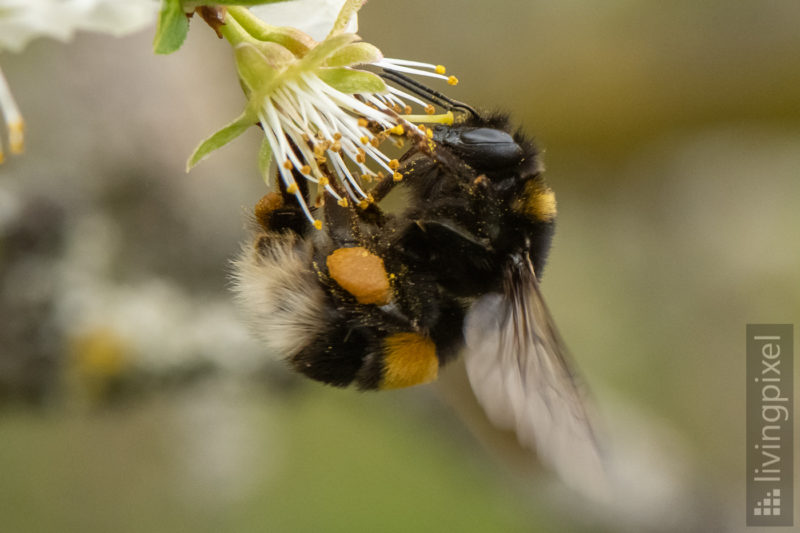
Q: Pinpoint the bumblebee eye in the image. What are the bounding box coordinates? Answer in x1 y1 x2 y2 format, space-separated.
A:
435 127 524 170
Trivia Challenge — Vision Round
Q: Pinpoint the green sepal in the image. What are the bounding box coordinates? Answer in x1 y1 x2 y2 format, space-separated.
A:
324 42 382 68
186 112 255 171
227 7 315 56
327 0 366 37
298 33 358 72
256 41 297 70
234 43 279 93
153 0 189 55
317 68 386 94
258 138 273 184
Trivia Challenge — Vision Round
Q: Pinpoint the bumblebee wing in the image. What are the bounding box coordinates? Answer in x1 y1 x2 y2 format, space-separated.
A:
462 258 606 494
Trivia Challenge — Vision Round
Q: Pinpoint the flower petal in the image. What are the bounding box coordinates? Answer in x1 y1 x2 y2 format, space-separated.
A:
250 0 351 42
0 0 158 53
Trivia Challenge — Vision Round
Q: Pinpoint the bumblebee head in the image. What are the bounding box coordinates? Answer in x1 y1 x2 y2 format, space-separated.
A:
432 125 525 171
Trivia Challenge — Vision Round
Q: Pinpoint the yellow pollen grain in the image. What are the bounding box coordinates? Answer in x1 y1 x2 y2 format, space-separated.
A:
337 197 349 207
357 118 369 127
356 153 366 163
404 105 412 114
287 183 299 194
362 173 373 182
283 160 293 170
370 137 381 147
435 64 446 74
313 220 323 230
360 135 369 145
358 199 369 209
447 75 459 86
333 132 342 140
425 104 436 115
391 124 405 135
388 159 400 170
318 177 330 187
426 128 434 138
301 165 311 175
393 104 402 113
393 172 403 182
331 141 341 152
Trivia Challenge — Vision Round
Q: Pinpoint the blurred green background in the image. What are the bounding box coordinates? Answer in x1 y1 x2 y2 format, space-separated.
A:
1 1 799 531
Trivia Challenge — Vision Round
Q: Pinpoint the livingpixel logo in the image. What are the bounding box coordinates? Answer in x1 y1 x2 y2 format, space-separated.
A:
746 324 793 527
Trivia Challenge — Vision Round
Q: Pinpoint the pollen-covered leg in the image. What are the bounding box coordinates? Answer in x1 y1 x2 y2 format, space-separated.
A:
326 246 392 306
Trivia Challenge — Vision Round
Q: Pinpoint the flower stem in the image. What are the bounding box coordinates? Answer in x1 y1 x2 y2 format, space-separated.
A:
227 6 276 39
219 10 260 47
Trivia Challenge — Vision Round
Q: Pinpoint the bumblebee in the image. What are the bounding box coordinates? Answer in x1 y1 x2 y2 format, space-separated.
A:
233 85 603 488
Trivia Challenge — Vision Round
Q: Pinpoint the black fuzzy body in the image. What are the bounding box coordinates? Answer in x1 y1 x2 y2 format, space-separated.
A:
235 113 556 389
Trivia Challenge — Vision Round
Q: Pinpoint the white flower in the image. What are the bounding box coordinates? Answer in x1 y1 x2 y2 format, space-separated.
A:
0 0 159 52
0 0 159 162
190 1 460 228
250 0 356 42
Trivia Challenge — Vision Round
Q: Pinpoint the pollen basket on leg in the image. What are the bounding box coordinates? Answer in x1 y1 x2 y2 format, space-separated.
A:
326 247 392 306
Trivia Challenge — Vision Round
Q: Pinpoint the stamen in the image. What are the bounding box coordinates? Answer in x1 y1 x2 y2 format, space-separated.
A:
378 59 451 82
398 111 454 125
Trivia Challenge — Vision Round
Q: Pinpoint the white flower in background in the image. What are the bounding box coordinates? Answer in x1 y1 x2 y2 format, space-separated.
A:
190 1 460 227
250 0 356 42
0 0 159 162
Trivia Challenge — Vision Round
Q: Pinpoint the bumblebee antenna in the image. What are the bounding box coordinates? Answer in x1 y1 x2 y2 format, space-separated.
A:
381 70 480 118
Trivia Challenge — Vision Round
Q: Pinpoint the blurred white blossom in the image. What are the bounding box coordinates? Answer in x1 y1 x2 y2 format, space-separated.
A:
0 0 158 52
0 0 159 162
250 0 355 42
